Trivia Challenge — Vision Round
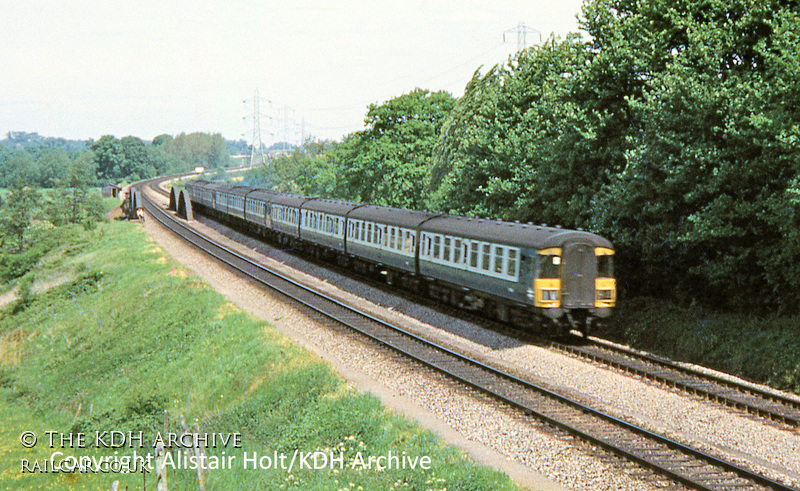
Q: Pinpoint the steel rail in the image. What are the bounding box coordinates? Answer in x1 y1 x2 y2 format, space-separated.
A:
135 179 797 491
554 335 800 427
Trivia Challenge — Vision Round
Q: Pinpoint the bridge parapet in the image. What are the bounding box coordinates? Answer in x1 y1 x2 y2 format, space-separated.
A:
177 189 193 221
169 187 178 211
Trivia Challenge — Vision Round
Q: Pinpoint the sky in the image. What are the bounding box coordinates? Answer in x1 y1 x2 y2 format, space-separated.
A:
0 0 586 148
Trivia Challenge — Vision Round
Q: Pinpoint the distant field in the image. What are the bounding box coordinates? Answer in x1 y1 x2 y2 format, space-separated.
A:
0 218 519 490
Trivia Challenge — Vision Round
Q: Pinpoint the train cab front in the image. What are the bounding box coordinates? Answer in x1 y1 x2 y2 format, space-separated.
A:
531 242 615 336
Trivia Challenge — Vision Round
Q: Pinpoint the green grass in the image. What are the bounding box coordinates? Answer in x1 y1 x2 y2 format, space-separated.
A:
0 219 520 490
600 297 800 394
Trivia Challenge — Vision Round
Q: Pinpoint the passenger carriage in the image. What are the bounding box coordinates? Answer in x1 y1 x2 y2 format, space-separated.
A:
345 205 439 276
182 180 616 334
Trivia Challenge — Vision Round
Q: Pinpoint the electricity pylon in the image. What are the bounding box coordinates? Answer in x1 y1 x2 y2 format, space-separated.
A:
245 89 268 168
503 22 541 52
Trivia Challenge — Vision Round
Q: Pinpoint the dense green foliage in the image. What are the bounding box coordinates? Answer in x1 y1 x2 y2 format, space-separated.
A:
0 145 95 189
0 131 86 152
242 89 455 210
93 132 231 183
332 89 456 209
425 0 800 314
0 185 106 282
241 139 339 196
0 131 234 189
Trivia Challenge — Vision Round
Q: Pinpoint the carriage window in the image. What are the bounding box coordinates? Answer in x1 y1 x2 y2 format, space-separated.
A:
433 236 441 259
481 244 491 270
538 255 561 279
470 243 479 268
494 246 504 274
598 255 613 278
454 239 463 264
389 228 396 249
382 226 388 246
443 237 451 262
404 231 413 254
507 249 518 277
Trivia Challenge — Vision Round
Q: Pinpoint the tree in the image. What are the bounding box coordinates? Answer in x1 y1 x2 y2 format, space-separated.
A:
0 181 41 252
46 153 97 226
35 148 72 188
91 135 156 182
428 36 624 226
588 0 800 310
0 150 36 188
245 139 337 196
92 135 126 181
425 0 800 312
155 132 232 171
120 136 153 180
334 88 456 209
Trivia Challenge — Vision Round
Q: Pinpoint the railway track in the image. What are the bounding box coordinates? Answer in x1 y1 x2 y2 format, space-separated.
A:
556 336 800 427
151 178 800 430
135 179 796 491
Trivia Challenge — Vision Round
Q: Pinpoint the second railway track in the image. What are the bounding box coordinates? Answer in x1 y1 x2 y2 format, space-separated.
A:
137 178 798 491
555 335 800 427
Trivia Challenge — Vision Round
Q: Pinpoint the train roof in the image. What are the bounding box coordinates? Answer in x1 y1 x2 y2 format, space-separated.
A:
348 205 440 229
247 189 278 201
185 179 212 189
186 181 613 250
227 186 256 197
302 198 361 216
269 194 316 208
202 182 235 193
422 215 613 249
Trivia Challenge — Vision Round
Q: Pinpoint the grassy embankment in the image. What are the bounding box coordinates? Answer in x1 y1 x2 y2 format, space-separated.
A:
0 216 520 490
599 298 800 394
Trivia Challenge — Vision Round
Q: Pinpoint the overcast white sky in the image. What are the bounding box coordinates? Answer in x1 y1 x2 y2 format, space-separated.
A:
1 0 586 147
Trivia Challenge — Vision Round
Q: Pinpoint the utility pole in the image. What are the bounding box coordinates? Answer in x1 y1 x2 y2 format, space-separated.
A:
503 22 541 52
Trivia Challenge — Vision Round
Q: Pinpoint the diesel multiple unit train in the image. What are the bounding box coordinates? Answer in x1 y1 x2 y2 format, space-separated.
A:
184 180 616 335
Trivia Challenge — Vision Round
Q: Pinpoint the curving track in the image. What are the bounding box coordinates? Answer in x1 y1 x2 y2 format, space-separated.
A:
556 336 800 427
135 178 797 491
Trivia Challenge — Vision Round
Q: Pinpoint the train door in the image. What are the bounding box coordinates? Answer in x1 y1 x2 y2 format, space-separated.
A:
562 242 595 308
